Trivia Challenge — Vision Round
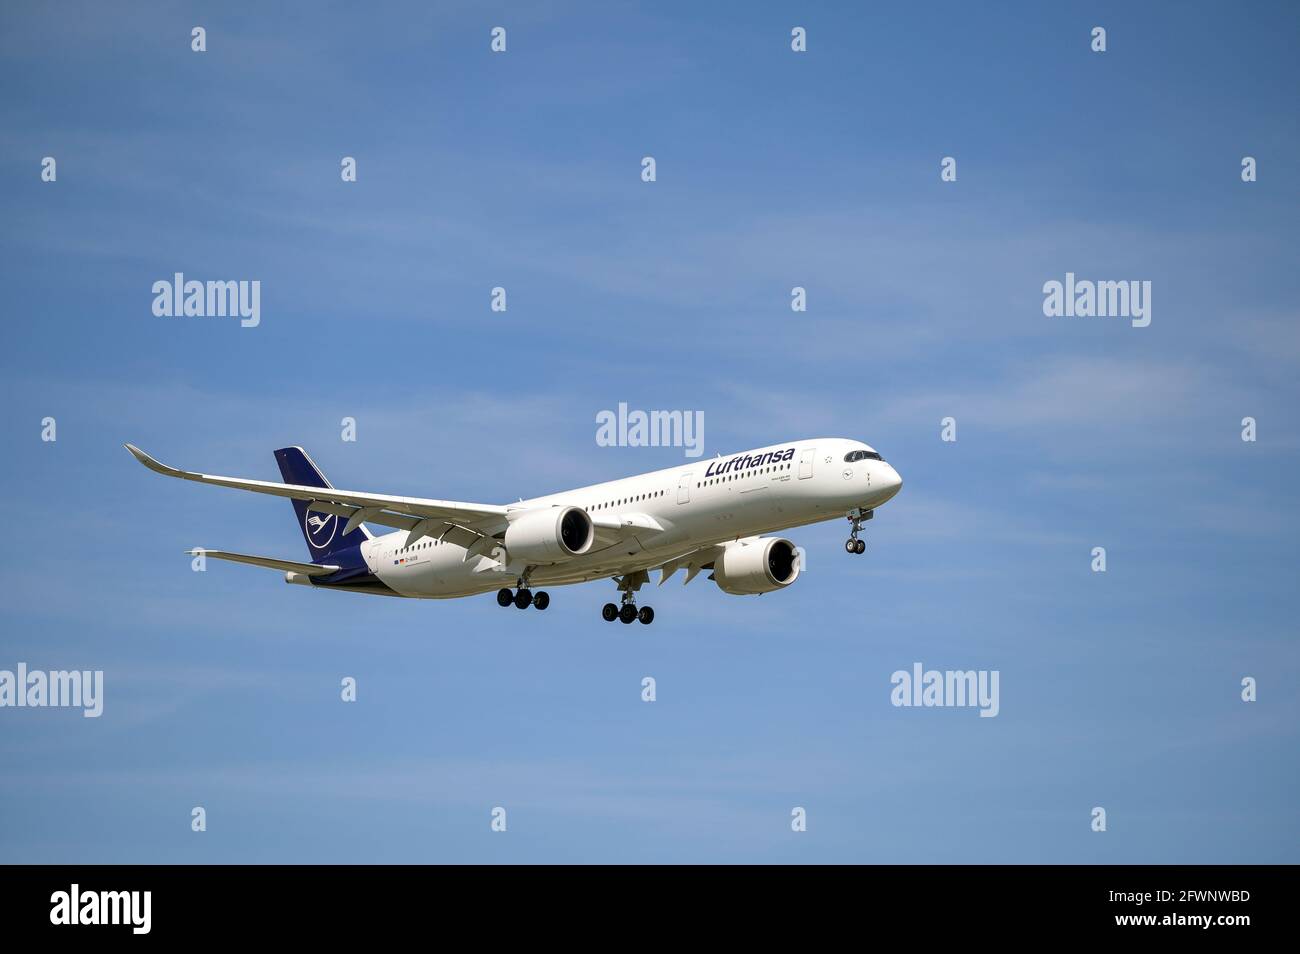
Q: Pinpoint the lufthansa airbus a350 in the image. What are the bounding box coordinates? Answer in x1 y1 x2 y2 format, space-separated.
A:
125 439 902 624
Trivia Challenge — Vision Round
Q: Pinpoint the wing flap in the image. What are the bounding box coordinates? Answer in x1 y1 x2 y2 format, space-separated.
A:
655 544 722 585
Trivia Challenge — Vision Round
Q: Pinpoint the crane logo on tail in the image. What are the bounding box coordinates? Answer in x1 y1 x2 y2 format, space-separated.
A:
304 509 337 550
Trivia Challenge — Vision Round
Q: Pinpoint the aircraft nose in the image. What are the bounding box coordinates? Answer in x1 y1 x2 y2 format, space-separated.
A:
879 464 903 499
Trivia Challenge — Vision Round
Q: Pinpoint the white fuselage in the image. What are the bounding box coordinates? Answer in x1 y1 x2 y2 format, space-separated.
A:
363 438 902 598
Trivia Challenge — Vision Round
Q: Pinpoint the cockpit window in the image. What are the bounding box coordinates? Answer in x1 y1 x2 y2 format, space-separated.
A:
844 450 883 462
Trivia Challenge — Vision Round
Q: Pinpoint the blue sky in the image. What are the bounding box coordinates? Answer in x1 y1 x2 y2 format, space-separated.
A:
1 0 1297 863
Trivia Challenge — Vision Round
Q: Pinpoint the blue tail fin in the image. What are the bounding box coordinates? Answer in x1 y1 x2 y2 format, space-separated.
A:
274 447 370 563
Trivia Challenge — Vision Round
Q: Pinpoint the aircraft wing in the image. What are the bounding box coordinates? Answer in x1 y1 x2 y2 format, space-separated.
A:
126 444 510 538
588 511 665 548
187 549 339 576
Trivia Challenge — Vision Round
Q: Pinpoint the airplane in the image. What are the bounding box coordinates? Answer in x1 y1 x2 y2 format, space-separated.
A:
124 438 902 625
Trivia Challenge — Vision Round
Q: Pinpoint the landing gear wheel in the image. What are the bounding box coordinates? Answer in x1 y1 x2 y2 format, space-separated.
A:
602 603 619 622
496 588 513 607
854 539 866 554
845 539 857 553
618 604 637 624
513 588 533 609
638 606 655 625
533 591 549 610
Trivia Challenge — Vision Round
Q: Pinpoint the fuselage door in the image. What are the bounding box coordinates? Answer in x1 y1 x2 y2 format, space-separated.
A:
798 447 815 479
677 473 692 504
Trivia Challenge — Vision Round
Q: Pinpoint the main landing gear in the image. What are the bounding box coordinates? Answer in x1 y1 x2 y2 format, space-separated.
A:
496 585 549 611
845 508 873 555
602 600 654 625
602 571 654 625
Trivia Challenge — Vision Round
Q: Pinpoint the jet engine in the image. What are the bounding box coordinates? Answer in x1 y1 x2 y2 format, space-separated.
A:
503 506 595 564
712 536 801 595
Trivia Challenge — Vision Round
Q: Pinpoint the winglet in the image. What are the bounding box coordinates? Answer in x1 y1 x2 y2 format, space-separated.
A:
125 443 162 471
124 443 185 478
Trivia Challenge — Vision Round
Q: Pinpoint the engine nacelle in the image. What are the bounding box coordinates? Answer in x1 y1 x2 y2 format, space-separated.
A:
503 506 595 564
712 536 801 595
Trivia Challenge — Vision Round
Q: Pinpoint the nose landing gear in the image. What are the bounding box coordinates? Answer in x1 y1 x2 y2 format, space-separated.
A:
845 508 872 555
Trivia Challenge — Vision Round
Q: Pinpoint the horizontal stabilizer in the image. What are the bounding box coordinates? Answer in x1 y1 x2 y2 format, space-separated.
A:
187 549 339 576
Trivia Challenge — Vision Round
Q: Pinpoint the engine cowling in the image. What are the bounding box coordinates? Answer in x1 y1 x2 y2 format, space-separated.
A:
712 536 801 595
503 506 595 564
